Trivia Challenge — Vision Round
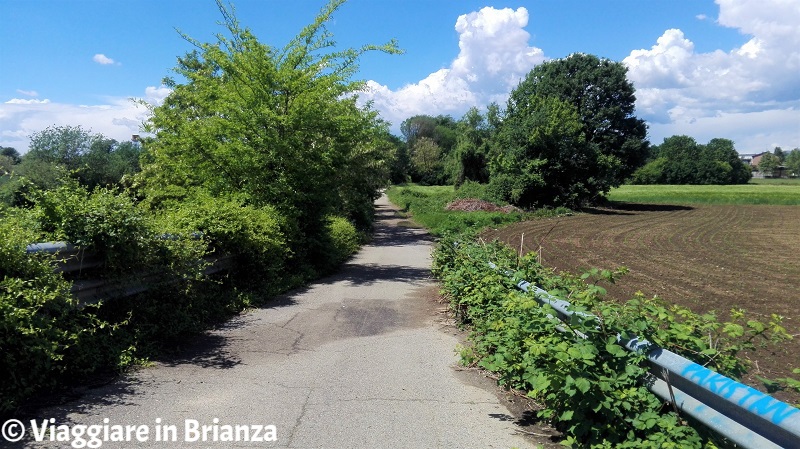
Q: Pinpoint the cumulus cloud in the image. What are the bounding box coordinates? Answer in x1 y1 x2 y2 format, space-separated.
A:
0 87 169 153
145 85 172 105
93 53 118 65
624 0 800 149
359 6 545 129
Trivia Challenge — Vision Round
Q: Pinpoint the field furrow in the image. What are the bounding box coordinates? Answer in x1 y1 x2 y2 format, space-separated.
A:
483 204 800 403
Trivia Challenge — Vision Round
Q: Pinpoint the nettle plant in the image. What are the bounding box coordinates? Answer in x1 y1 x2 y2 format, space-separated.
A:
432 235 789 448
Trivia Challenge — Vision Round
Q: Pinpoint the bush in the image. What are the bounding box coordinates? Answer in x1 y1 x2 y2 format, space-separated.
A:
0 208 115 414
1 180 365 414
155 190 289 289
325 216 360 265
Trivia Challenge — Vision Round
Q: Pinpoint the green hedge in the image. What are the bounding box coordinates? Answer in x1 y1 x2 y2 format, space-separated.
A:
1 183 364 414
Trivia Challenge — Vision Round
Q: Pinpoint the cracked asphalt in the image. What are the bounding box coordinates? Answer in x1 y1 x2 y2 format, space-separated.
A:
17 195 537 448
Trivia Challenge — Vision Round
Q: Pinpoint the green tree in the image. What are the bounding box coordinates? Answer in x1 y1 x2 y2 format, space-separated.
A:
27 125 93 170
400 114 458 184
488 95 592 208
758 152 780 177
785 148 800 177
0 158 68 206
0 156 14 176
773 146 785 163
631 136 751 185
656 135 699 184
140 0 399 259
506 53 649 189
385 133 411 184
451 107 490 186
410 137 443 185
79 139 142 189
1 147 20 164
703 138 751 184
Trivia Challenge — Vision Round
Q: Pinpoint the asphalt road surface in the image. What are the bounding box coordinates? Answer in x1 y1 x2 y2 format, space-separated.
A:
13 195 540 448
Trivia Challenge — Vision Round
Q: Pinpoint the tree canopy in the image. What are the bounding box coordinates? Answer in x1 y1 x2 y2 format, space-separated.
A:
631 136 751 185
139 0 401 264
488 54 648 208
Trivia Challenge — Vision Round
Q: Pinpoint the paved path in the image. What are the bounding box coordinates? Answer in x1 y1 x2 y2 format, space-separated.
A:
17 195 536 448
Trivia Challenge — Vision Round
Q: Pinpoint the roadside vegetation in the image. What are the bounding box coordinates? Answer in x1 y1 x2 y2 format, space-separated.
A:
0 0 395 415
395 182 794 447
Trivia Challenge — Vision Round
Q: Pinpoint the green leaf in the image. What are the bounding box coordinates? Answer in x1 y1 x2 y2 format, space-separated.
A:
574 377 591 394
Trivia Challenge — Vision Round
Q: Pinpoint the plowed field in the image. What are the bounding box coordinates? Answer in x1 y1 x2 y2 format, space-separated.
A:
483 203 800 403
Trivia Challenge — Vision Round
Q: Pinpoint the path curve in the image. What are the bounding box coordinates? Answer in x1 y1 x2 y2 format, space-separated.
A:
20 195 538 448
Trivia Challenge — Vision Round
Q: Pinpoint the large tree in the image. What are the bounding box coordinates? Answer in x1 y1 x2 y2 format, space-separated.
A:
489 54 648 207
489 96 592 207
140 0 399 235
507 53 649 185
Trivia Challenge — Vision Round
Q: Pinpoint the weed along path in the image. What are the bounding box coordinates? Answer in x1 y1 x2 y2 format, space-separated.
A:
20 194 544 448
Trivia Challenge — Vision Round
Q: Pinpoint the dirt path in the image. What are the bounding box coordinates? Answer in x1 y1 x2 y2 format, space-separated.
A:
14 195 555 448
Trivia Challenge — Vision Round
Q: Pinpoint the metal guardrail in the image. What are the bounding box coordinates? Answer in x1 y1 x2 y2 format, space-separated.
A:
491 264 800 448
25 241 232 305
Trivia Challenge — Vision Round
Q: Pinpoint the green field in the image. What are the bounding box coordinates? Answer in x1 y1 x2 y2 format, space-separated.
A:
607 182 800 205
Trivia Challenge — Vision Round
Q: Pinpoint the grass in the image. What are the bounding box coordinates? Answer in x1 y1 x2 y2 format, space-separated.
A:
607 182 800 205
385 184 520 235
385 183 570 236
387 181 800 235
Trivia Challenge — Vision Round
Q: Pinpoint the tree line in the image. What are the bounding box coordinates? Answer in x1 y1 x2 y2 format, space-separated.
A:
5 1 800 216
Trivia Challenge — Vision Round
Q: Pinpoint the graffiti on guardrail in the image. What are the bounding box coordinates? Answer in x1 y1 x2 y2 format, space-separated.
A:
682 363 800 425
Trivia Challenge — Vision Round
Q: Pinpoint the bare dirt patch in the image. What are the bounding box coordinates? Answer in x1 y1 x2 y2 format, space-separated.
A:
482 203 800 404
446 198 521 213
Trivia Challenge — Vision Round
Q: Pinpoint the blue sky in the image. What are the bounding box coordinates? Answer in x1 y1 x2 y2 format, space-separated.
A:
2 0 798 153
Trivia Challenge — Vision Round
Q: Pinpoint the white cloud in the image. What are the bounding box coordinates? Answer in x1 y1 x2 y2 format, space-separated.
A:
359 6 544 130
648 107 800 152
93 53 118 65
16 89 39 97
0 86 170 153
5 98 51 105
624 0 800 150
144 86 172 105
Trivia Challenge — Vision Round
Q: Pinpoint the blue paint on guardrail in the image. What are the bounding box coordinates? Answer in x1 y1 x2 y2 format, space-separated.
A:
484 254 800 447
682 363 800 425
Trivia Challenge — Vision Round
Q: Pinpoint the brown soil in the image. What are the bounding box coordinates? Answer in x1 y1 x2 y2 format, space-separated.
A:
446 198 521 213
482 203 800 404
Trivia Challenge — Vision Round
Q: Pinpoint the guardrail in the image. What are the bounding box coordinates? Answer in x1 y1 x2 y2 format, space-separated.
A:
493 264 800 448
26 241 232 305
